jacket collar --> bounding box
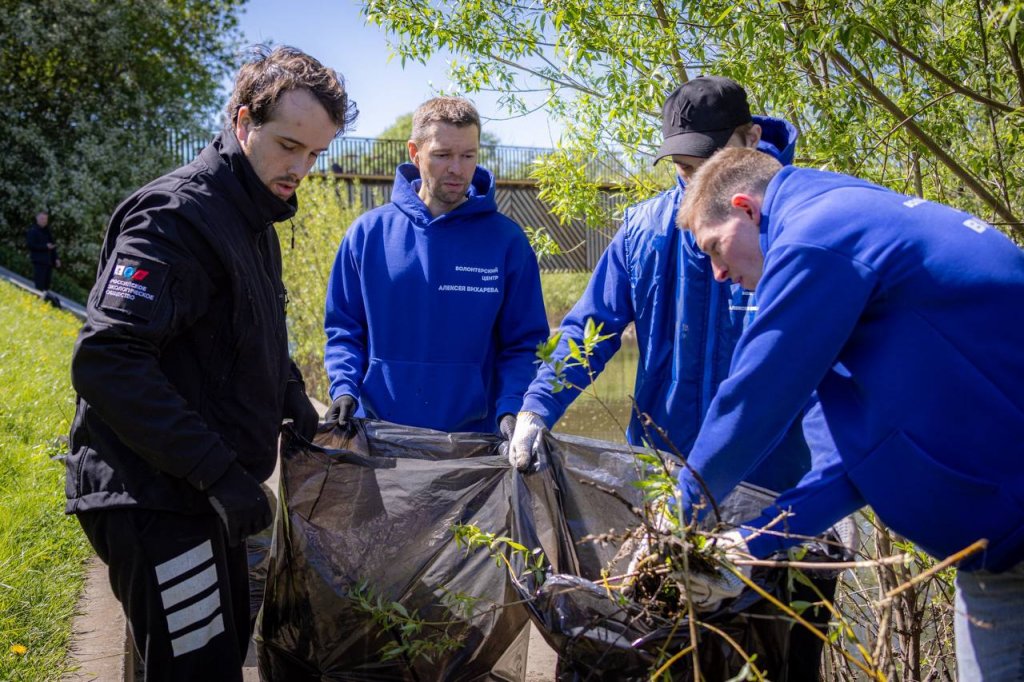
[203,131,298,232]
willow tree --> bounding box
[362,0,1024,237]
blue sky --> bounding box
[235,0,563,148]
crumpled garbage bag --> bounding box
[516,431,801,681]
[256,422,532,681]
[257,423,838,681]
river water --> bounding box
[550,336,639,442]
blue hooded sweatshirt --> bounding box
[324,163,549,433]
[521,116,811,493]
[678,166,1024,572]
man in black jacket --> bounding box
[66,45,357,681]
[25,210,59,292]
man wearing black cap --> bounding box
[509,77,832,680]
[510,75,805,485]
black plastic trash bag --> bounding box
[257,423,830,681]
[517,432,801,681]
[256,422,533,681]
[246,482,277,620]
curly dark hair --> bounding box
[226,45,358,136]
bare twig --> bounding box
[883,539,987,602]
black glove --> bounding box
[206,462,273,547]
[496,413,517,462]
[326,394,357,434]
[283,379,319,441]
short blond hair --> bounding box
[411,97,481,143]
[677,147,782,231]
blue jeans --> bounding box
[955,561,1024,681]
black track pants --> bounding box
[77,508,250,682]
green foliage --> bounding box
[349,580,467,663]
[523,225,564,265]
[0,0,246,294]
[281,177,366,402]
[825,519,958,679]
[535,317,615,396]
[539,271,590,323]
[0,281,91,680]
[378,112,416,142]
[363,0,1024,237]
[452,523,547,584]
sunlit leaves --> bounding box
[363,0,1023,237]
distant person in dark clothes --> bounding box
[26,210,59,292]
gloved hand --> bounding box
[283,379,319,441]
[496,413,516,461]
[499,413,516,439]
[682,529,752,611]
[206,462,273,547]
[508,411,546,470]
[624,506,676,588]
[325,394,357,435]
[625,526,751,612]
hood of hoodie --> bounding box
[752,115,798,166]
[758,165,879,252]
[391,162,498,227]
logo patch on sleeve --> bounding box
[98,255,169,320]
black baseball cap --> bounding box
[655,76,752,163]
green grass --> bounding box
[0,281,91,681]
[539,271,591,326]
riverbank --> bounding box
[0,280,91,681]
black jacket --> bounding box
[26,223,57,266]
[66,132,300,514]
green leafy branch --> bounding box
[452,523,547,585]
[349,579,466,663]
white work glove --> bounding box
[624,506,676,590]
[508,411,546,470]
[683,529,752,611]
[625,527,752,612]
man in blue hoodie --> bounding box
[323,97,548,438]
[676,147,1024,680]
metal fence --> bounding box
[167,131,555,180]
[166,132,643,185]
[166,132,634,271]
